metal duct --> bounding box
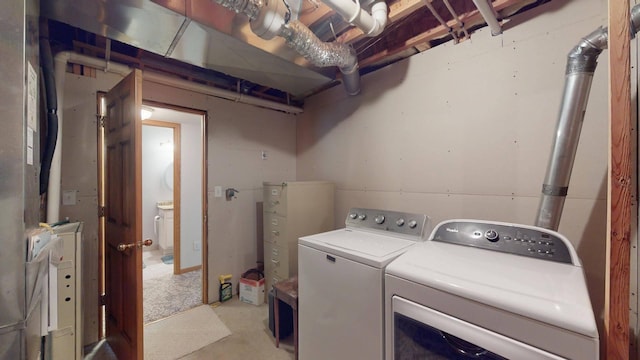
[280,21,360,94]
[215,0,262,21]
[535,4,640,230]
[212,0,365,95]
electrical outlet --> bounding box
[214,186,222,198]
[193,241,201,251]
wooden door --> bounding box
[104,69,144,360]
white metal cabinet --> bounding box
[262,181,334,293]
[48,222,83,360]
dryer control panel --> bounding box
[431,220,574,264]
[345,208,430,240]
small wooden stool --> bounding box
[273,276,298,359]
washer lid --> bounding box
[385,241,598,339]
[299,229,419,268]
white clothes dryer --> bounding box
[385,219,599,360]
[298,208,430,360]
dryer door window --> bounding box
[392,296,564,360]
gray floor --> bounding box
[84,297,294,359]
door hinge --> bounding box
[99,206,106,217]
[99,294,107,306]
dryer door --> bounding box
[391,296,564,360]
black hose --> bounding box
[39,40,58,195]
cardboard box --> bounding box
[239,277,265,305]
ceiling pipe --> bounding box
[442,0,470,39]
[322,0,388,37]
[213,0,383,95]
[471,0,502,36]
[279,21,360,95]
[424,0,458,43]
[535,3,640,230]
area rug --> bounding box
[144,305,231,360]
[143,270,201,323]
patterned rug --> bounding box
[143,270,202,324]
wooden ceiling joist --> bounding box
[344,0,525,64]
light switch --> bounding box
[214,186,222,198]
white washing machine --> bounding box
[385,219,599,359]
[298,208,430,360]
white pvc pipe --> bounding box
[322,0,388,37]
[472,0,502,36]
[46,51,303,222]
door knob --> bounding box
[117,239,153,252]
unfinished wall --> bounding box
[60,70,296,344]
[142,82,297,302]
[298,0,611,338]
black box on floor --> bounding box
[268,288,293,338]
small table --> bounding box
[273,276,298,359]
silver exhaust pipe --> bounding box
[535,3,640,230]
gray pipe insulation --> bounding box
[535,4,640,230]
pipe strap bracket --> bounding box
[542,184,568,197]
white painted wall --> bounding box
[297,0,612,340]
[179,119,204,269]
[142,125,174,251]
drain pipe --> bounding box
[535,4,640,230]
[471,0,502,36]
[322,0,388,37]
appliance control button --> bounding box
[503,236,512,241]
[349,213,358,219]
[408,220,418,229]
[358,213,367,220]
[396,218,405,226]
[485,229,499,242]
[374,215,385,224]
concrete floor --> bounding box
[84,297,294,359]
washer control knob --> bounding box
[396,218,405,227]
[358,213,367,220]
[408,220,418,229]
[485,229,499,242]
[374,215,385,224]
[349,213,358,219]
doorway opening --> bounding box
[140,104,208,324]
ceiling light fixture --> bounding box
[141,106,154,120]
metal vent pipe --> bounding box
[279,21,360,95]
[535,4,640,230]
